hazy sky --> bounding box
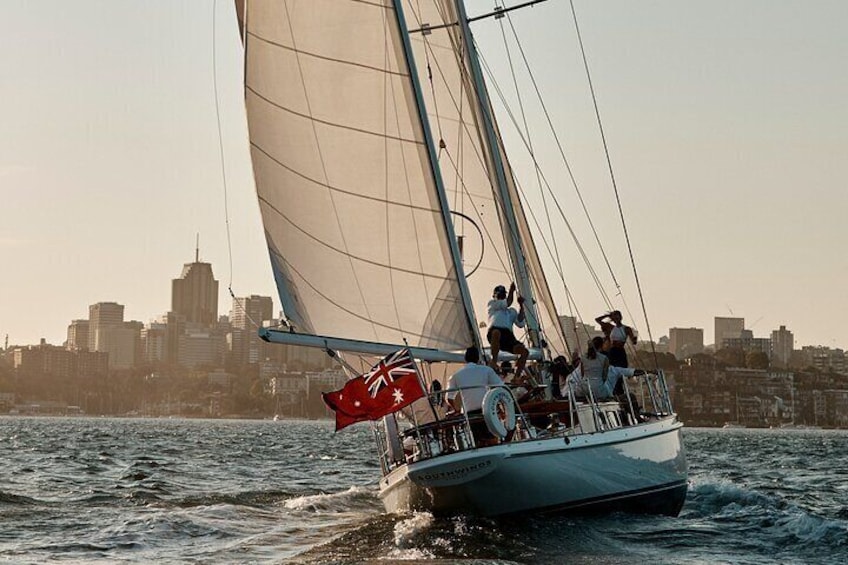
[1,1,846,350]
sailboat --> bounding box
[235,0,687,516]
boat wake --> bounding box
[282,486,380,514]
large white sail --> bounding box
[402,1,568,355]
[242,0,474,351]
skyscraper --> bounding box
[230,295,273,365]
[171,245,219,326]
[67,319,90,351]
[88,302,124,351]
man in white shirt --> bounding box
[486,283,529,384]
[446,347,505,413]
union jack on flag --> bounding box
[321,348,425,431]
[364,348,418,398]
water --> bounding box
[1,418,846,564]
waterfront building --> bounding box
[714,317,745,349]
[96,321,142,370]
[669,327,704,360]
[771,325,794,367]
[722,336,772,357]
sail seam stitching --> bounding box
[246,85,423,145]
[246,29,407,78]
[258,195,451,281]
[267,248,459,342]
[250,142,441,214]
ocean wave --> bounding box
[0,491,40,505]
[175,489,293,508]
[282,486,377,513]
[684,479,782,516]
[771,510,848,550]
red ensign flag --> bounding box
[322,349,424,431]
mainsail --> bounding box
[240,0,566,356]
[241,0,475,352]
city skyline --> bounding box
[2,1,847,349]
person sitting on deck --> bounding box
[563,336,647,421]
[565,336,610,401]
[486,282,530,384]
[446,347,504,414]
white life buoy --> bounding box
[482,387,517,439]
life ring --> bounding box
[482,387,517,439]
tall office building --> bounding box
[230,295,274,365]
[171,247,219,326]
[771,325,794,367]
[67,319,90,351]
[714,317,745,349]
[669,327,704,359]
[88,302,124,351]
[231,295,273,330]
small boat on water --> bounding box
[235,0,687,517]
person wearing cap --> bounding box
[486,282,529,383]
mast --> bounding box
[453,0,541,347]
[392,0,483,355]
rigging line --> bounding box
[440,148,512,276]
[212,0,234,292]
[497,7,568,349]
[404,4,521,286]
[569,0,659,369]
[510,171,604,357]
[476,49,614,309]
[497,10,561,282]
[227,287,267,331]
[281,2,380,342]
[504,11,621,292]
[500,14,563,290]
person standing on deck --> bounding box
[486,283,529,384]
[595,310,637,395]
[595,310,637,369]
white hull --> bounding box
[379,417,687,517]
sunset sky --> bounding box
[1,0,846,350]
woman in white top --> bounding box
[595,310,637,378]
[567,336,611,400]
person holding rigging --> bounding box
[487,282,530,385]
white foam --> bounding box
[282,486,369,511]
[393,511,434,548]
